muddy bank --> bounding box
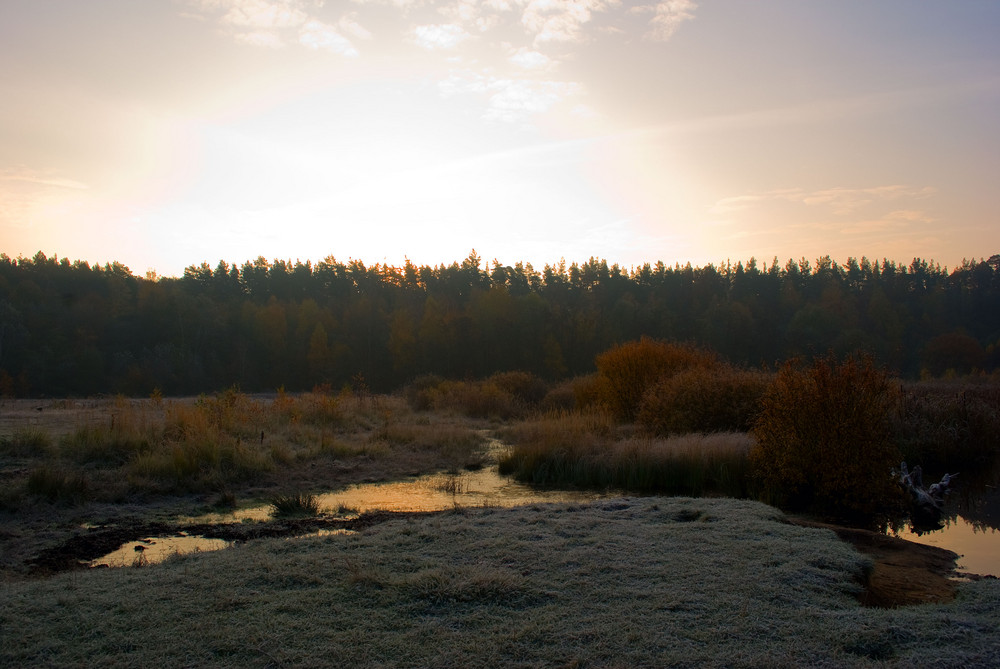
[789,517,996,608]
[25,510,430,575]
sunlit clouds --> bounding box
[1,1,998,275]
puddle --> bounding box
[90,534,231,568]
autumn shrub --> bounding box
[570,374,605,411]
[404,376,524,419]
[538,378,578,412]
[638,365,771,435]
[750,355,903,524]
[403,375,447,411]
[488,370,548,407]
[595,338,718,421]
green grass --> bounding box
[2,498,997,667]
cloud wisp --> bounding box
[181,0,698,122]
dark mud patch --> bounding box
[788,517,996,608]
[26,510,432,575]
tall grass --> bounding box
[891,381,1000,474]
[498,411,752,497]
[270,492,321,518]
[0,428,53,457]
[7,390,486,505]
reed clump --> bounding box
[0,428,53,457]
[498,411,751,496]
[270,492,321,518]
[26,465,91,505]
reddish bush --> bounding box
[639,366,770,435]
[750,355,902,523]
[595,338,717,421]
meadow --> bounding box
[3,496,999,667]
[2,349,999,666]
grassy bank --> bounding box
[0,391,485,508]
[2,497,998,667]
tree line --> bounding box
[1,250,998,397]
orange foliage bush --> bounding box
[595,338,718,421]
[750,355,902,523]
[638,366,770,435]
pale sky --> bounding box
[2,1,998,277]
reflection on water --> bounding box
[891,460,1000,577]
[95,453,604,567]
[93,439,1000,577]
[91,534,231,568]
[894,516,999,577]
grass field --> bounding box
[2,391,999,666]
[2,497,998,667]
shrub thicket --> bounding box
[638,366,770,435]
[750,355,903,523]
[403,372,548,419]
[595,338,718,421]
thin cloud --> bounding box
[486,79,582,122]
[299,19,360,56]
[521,0,617,45]
[509,47,552,70]
[410,23,470,49]
[644,0,698,41]
[713,185,936,217]
[215,0,309,29]
[439,72,582,122]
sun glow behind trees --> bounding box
[1,1,999,276]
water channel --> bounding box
[91,446,1000,577]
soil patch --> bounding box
[787,517,997,608]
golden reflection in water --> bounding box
[317,469,603,515]
[90,535,230,568]
[894,516,1000,577]
[93,464,603,567]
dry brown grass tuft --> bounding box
[499,411,752,496]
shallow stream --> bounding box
[91,441,1000,577]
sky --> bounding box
[2,1,998,278]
